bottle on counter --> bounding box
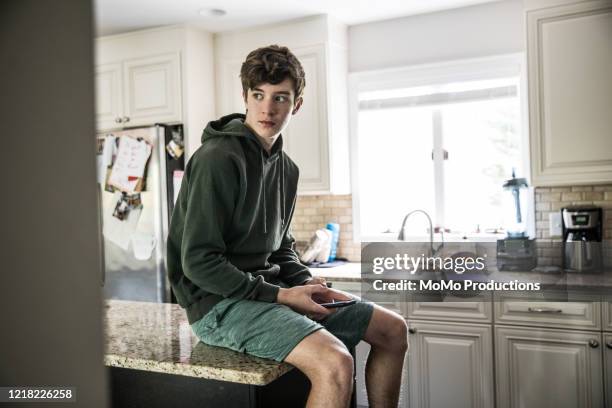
[326,222,340,262]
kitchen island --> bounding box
[104,300,310,408]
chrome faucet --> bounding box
[397,209,444,256]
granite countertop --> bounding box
[104,300,293,386]
[309,263,362,282]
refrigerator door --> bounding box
[99,125,170,302]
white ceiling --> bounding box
[94,0,503,36]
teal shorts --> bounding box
[190,295,374,362]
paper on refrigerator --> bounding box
[96,135,116,184]
[107,136,152,193]
[103,191,142,250]
[131,230,157,261]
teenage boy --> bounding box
[167,45,408,408]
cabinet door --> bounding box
[95,63,123,131]
[604,302,612,332]
[407,321,494,408]
[217,57,244,117]
[406,293,492,323]
[527,1,612,185]
[355,340,410,408]
[605,333,612,408]
[122,53,182,128]
[282,45,330,193]
[496,326,603,408]
[494,292,601,330]
[216,45,334,194]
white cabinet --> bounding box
[604,302,612,332]
[407,321,494,408]
[95,53,182,130]
[214,16,350,194]
[282,45,330,192]
[605,333,612,408]
[95,63,123,131]
[496,326,604,408]
[122,53,182,127]
[526,0,612,186]
[95,26,215,158]
[494,293,601,330]
[405,293,492,323]
[327,276,609,407]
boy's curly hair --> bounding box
[240,45,305,101]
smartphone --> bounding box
[320,299,357,309]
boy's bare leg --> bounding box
[362,305,409,408]
[284,329,354,408]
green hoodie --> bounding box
[167,113,312,324]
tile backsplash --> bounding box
[291,185,612,266]
[534,185,612,267]
[291,194,361,262]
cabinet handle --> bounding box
[527,307,563,313]
[606,341,612,349]
[408,328,416,334]
[122,116,130,123]
[115,117,123,123]
[589,339,599,348]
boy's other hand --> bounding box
[277,285,351,320]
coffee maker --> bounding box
[561,206,602,272]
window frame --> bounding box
[348,53,533,242]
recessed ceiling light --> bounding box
[199,8,227,17]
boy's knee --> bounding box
[313,345,354,383]
[378,314,409,353]
[393,318,409,353]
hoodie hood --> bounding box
[202,113,250,143]
[201,113,286,234]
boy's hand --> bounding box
[277,285,352,320]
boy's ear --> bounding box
[292,97,303,115]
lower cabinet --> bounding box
[495,326,603,408]
[407,321,494,408]
[605,333,612,408]
[328,279,608,408]
[354,341,410,408]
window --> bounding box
[350,55,529,240]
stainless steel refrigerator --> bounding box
[97,124,184,303]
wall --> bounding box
[292,195,361,261]
[0,1,108,406]
[348,0,524,72]
[534,185,612,267]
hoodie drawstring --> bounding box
[260,151,267,234]
[280,152,285,226]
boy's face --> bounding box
[243,78,302,145]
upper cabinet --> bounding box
[526,0,612,186]
[96,53,182,130]
[95,63,123,129]
[95,26,216,159]
[215,16,351,195]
